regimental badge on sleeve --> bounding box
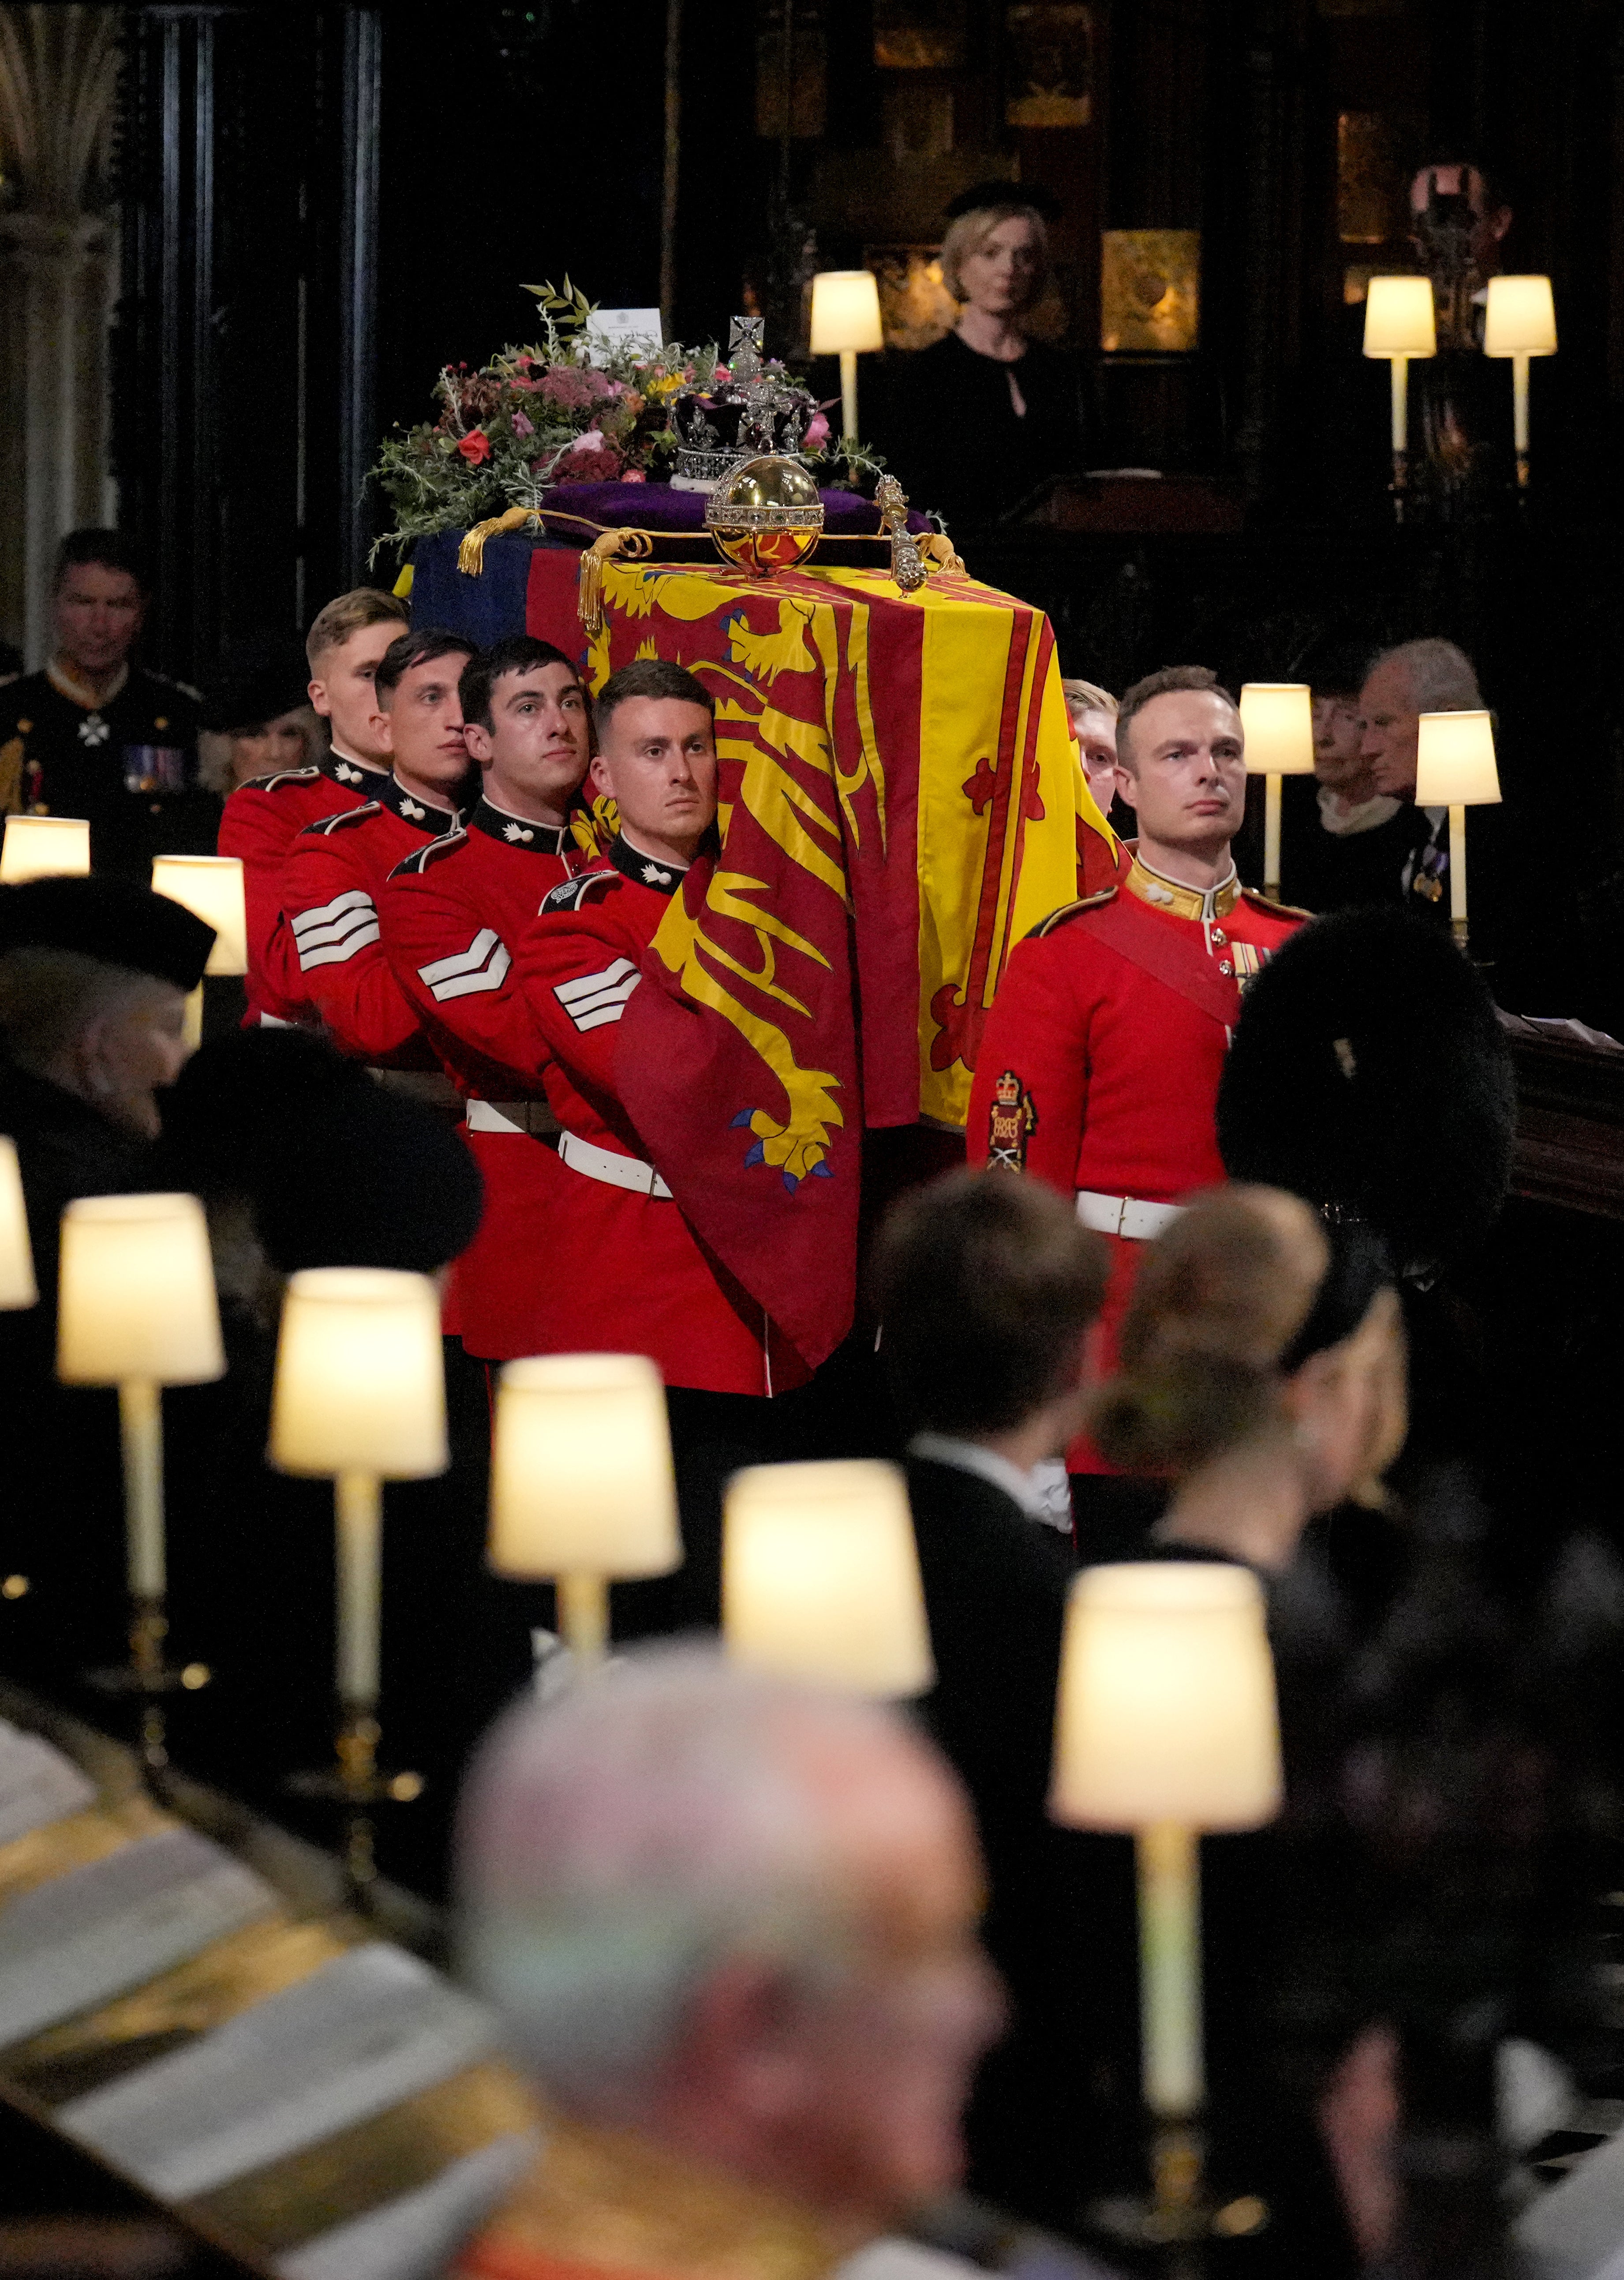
[986,1069,1038,1172]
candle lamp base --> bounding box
[286,1710,425,1912]
[1388,447,1410,526]
[1087,2122,1268,2272]
[85,1600,212,1776]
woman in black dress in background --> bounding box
[874,194,1084,528]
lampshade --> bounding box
[809,270,884,356]
[57,1193,224,1386]
[724,1458,933,1698]
[488,1352,681,1579]
[1239,683,1315,776]
[0,815,90,881]
[269,1268,447,1478]
[150,855,247,976]
[1362,276,1436,359]
[1414,710,1502,806]
[0,1138,36,1311]
[1484,275,1557,358]
[1050,1563,1282,1832]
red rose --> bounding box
[457,430,493,465]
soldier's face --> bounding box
[465,663,590,821]
[590,698,718,858]
[374,652,475,795]
[53,564,144,678]
[309,621,405,760]
[1358,660,1419,800]
[1115,690,1246,853]
[1071,707,1119,793]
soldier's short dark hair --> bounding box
[872,1168,1111,1438]
[1116,664,1237,769]
[460,637,579,731]
[373,626,476,706]
[595,659,714,736]
[53,528,149,595]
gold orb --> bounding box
[705,454,824,577]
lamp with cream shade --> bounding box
[269,1268,446,1819]
[1414,709,1501,955]
[1050,1561,1281,2239]
[1362,276,1436,520]
[809,270,884,464]
[56,1193,224,1744]
[488,1351,681,1668]
[1484,275,1557,491]
[724,1458,933,1699]
[1239,683,1314,901]
[151,855,247,1047]
[0,815,90,882]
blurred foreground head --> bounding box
[457,1646,999,2233]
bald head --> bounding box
[458,1647,996,2230]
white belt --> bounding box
[1076,1190,1185,1241]
[557,1129,673,1200]
[466,1098,561,1138]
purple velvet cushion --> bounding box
[542,480,928,534]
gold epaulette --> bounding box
[1240,886,1314,920]
[1028,885,1119,940]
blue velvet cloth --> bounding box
[405,480,927,646]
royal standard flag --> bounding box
[527,550,1114,1368]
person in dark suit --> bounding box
[872,1169,1129,2234]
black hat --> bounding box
[202,633,312,737]
[943,179,1062,223]
[157,1028,483,1275]
[1216,907,1514,1271]
[0,876,215,991]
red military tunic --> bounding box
[967,853,1304,1468]
[217,749,385,1024]
[379,796,594,1361]
[507,834,812,1399]
[268,771,462,1067]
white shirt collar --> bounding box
[907,1433,1073,1531]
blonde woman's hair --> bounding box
[1062,678,1117,721]
[939,202,1052,311]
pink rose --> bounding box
[512,411,534,437]
[622,468,647,483]
[804,410,830,450]
[456,429,492,465]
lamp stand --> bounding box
[1512,351,1531,492]
[286,1469,421,1906]
[1448,802,1470,954]
[1085,1822,1269,2267]
[1262,774,1283,900]
[557,1571,609,1666]
[86,1380,210,1778]
[1388,355,1411,525]
[838,347,860,481]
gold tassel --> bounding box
[576,530,642,638]
[457,506,535,577]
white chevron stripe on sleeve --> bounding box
[291,889,374,939]
[418,929,513,1002]
[554,958,637,1006]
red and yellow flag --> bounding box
[528,550,1113,1366]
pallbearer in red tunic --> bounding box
[512,660,810,1399]
[968,667,1304,1496]
[378,636,596,1361]
[265,626,475,1065]
[217,588,407,1025]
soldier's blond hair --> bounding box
[305,588,410,673]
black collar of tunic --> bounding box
[322,752,382,795]
[471,799,574,857]
[609,825,718,895]
[375,772,459,835]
